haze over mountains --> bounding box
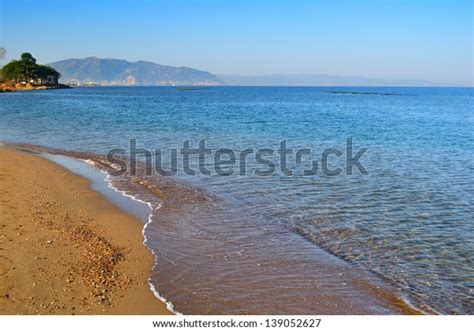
[217,74,441,87]
[48,57,443,87]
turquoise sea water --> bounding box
[0,87,472,314]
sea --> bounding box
[0,86,472,314]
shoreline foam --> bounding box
[100,166,181,315]
[42,154,180,314]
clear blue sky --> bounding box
[1,0,472,85]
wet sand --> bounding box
[0,147,171,315]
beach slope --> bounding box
[0,147,171,315]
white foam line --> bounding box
[83,159,182,315]
[398,293,439,315]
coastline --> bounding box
[0,83,71,93]
[0,147,171,315]
[0,143,423,315]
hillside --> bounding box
[48,57,224,86]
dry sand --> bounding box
[0,147,171,315]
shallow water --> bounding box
[43,153,151,222]
[1,86,473,313]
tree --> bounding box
[1,52,62,85]
[18,52,37,82]
[2,60,21,83]
[36,65,61,85]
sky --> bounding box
[0,0,472,86]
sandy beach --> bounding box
[0,147,171,315]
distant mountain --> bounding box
[217,74,442,87]
[47,57,444,87]
[48,57,225,86]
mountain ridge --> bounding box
[47,56,448,87]
[48,57,225,86]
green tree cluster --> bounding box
[1,52,61,85]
